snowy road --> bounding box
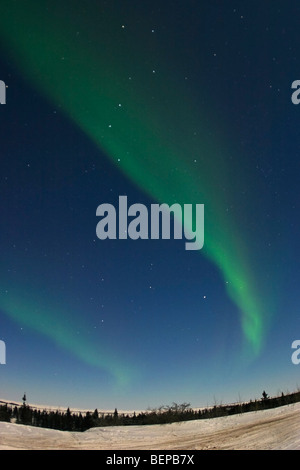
[0,402,299,450]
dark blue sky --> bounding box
[0,1,300,410]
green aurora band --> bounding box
[0,2,266,380]
[0,286,133,386]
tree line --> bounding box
[0,389,299,432]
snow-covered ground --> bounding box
[0,402,299,450]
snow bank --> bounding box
[0,402,299,450]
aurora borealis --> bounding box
[0,1,299,410]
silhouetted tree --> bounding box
[262,390,269,400]
[83,411,94,430]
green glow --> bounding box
[0,1,265,360]
[1,286,133,386]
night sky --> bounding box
[0,1,299,411]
